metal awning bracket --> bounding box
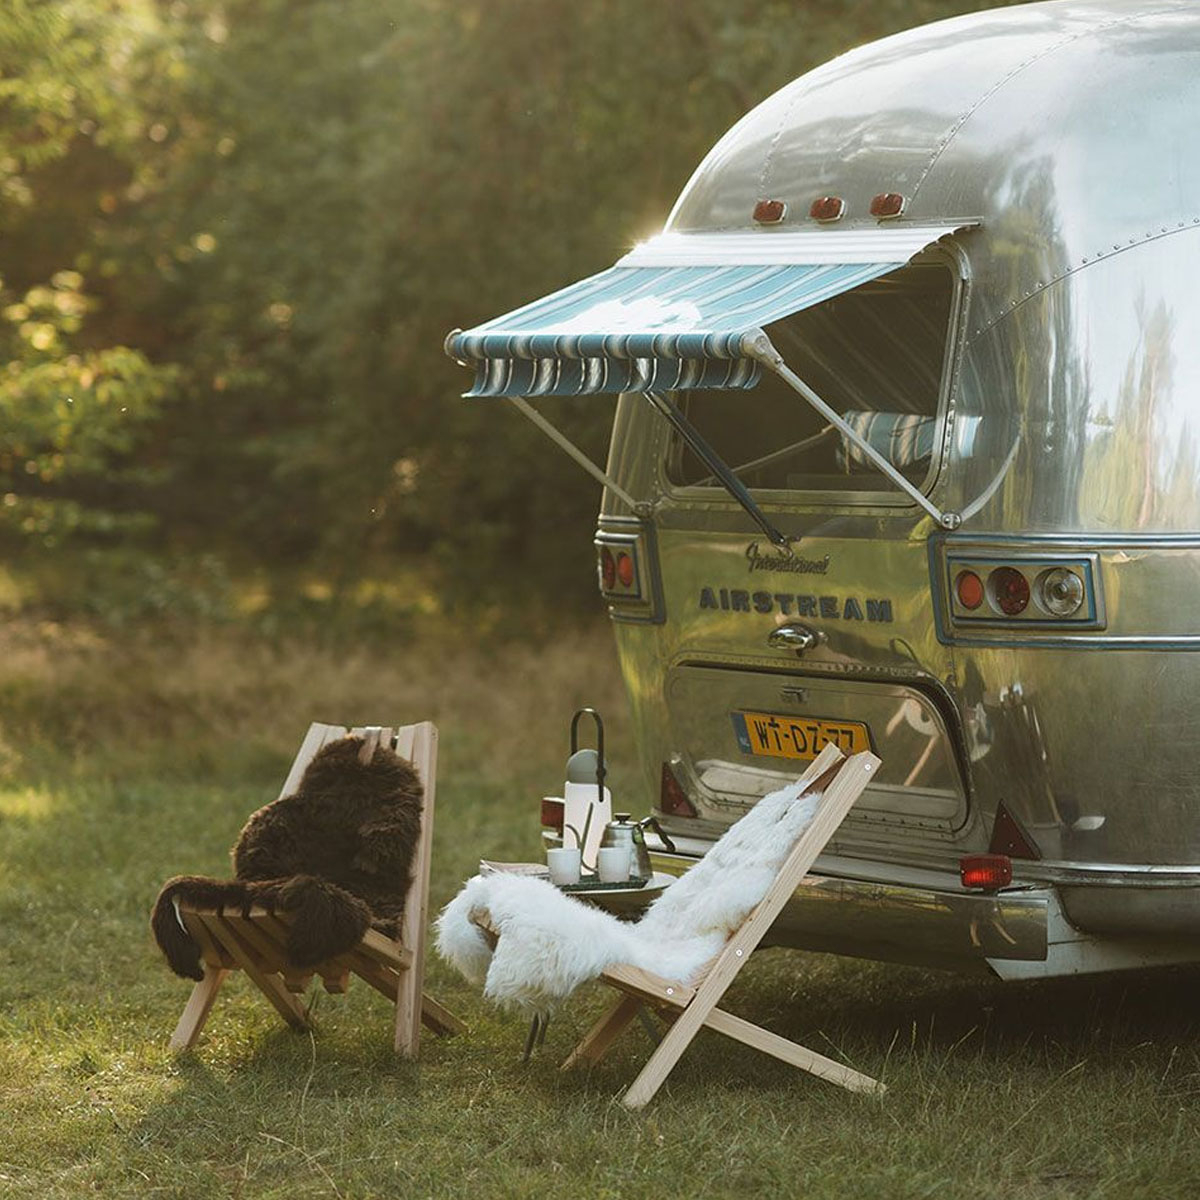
[641,389,792,549]
[506,395,646,514]
[741,329,962,530]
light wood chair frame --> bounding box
[554,745,886,1108]
[168,721,464,1055]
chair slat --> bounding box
[277,722,346,799]
[165,719,461,1054]
[551,746,885,1109]
[598,963,693,1008]
[395,721,438,1055]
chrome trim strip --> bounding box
[620,225,978,267]
[1016,860,1200,888]
[944,532,1200,549]
[930,534,1200,649]
[640,850,1048,964]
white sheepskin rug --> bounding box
[435,774,822,1014]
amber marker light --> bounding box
[753,198,787,224]
[809,195,845,222]
[955,569,984,610]
[600,546,616,591]
[616,552,635,588]
[869,191,906,218]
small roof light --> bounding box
[809,195,845,223]
[753,198,787,225]
[959,853,1013,892]
[870,192,906,219]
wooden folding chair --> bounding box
[168,721,465,1055]
[557,746,885,1108]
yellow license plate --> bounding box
[731,710,872,761]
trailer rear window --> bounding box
[665,260,956,493]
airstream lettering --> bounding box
[696,587,893,621]
[448,0,1200,978]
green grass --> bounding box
[1,618,1199,1198]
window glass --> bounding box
[665,260,955,492]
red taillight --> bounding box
[946,552,1100,629]
[988,567,1030,616]
[870,191,906,218]
[955,569,984,611]
[753,198,787,224]
[660,763,698,818]
[959,853,1013,891]
[809,195,845,222]
[616,552,634,588]
[540,797,564,834]
[600,547,616,591]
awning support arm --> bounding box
[641,390,792,549]
[742,329,962,530]
[507,395,642,511]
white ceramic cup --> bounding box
[596,845,631,884]
[546,846,582,886]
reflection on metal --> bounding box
[583,2,1200,975]
[957,436,1019,522]
[742,328,962,528]
[766,623,823,652]
[641,390,791,547]
[643,850,1049,968]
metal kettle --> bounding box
[600,813,675,883]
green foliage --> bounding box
[0,269,172,544]
[0,0,156,185]
[0,1,178,547]
[0,0,1029,598]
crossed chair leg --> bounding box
[169,911,466,1053]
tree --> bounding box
[0,0,175,546]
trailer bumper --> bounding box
[667,852,1048,970]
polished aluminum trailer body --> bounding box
[593,0,1200,976]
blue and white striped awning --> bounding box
[446,226,969,397]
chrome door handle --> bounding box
[767,622,823,652]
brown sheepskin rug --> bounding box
[151,734,423,980]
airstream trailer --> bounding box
[447,0,1200,979]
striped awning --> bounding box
[446,225,969,398]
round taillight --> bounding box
[600,547,616,590]
[955,569,984,611]
[988,567,1030,616]
[1035,567,1084,617]
[616,552,634,588]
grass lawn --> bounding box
[1,617,1199,1198]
